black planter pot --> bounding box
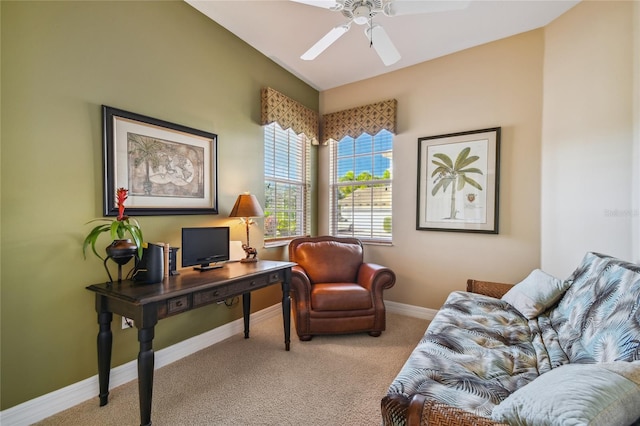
[104,239,138,282]
[106,239,138,264]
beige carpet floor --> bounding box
[35,312,428,426]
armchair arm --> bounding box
[290,265,313,337]
[357,263,396,294]
[466,279,513,299]
[290,265,312,302]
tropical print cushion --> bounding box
[550,252,640,363]
[386,291,554,417]
[491,362,640,426]
[501,269,570,319]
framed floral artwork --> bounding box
[416,127,500,233]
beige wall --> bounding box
[320,30,545,308]
[0,1,317,410]
[541,0,638,275]
[635,1,640,262]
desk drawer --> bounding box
[228,276,267,294]
[267,271,284,283]
[193,287,227,307]
[167,295,190,314]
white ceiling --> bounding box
[186,0,579,91]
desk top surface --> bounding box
[86,260,295,304]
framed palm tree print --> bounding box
[102,105,218,216]
[417,127,500,233]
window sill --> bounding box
[264,240,292,249]
[361,240,393,247]
[264,238,393,248]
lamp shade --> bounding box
[229,193,264,218]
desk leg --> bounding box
[97,311,113,406]
[138,327,155,426]
[282,269,291,351]
[243,292,251,338]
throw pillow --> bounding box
[491,363,640,426]
[501,269,569,319]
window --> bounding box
[330,130,393,243]
[264,122,311,244]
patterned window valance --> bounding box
[321,99,397,144]
[261,87,319,145]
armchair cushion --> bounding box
[312,283,372,311]
[292,239,362,283]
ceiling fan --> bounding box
[294,0,470,66]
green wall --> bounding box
[0,0,318,409]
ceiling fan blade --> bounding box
[301,24,350,60]
[383,0,470,17]
[290,0,344,11]
[366,25,401,66]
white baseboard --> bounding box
[0,301,433,426]
[386,300,438,321]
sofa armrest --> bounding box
[381,394,508,426]
[466,279,513,299]
[381,394,411,425]
[408,395,508,426]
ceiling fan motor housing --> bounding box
[342,0,384,24]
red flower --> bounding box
[83,187,143,261]
[116,188,128,221]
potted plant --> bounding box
[83,187,144,261]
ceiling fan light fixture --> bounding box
[352,4,371,25]
[353,16,369,25]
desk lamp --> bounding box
[229,193,264,262]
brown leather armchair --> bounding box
[288,236,396,341]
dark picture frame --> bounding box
[416,127,500,233]
[102,105,218,216]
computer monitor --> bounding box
[181,226,230,271]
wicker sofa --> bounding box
[382,252,640,426]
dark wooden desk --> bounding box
[86,260,294,426]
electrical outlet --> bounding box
[121,316,134,329]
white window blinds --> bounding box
[264,122,310,243]
[330,130,393,243]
